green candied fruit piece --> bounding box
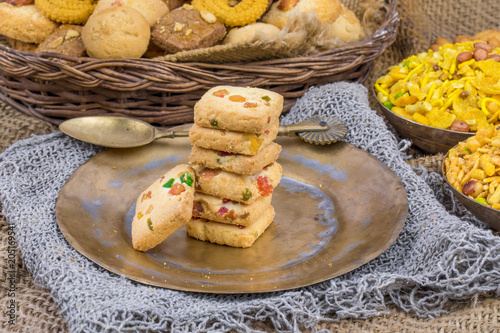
[180,172,194,187]
[383,101,394,110]
[210,119,218,128]
[147,218,154,231]
[403,61,410,67]
[262,95,271,102]
[394,92,405,100]
[463,147,472,154]
[242,188,252,201]
[475,197,487,205]
[162,178,175,188]
[254,231,259,238]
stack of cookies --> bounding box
[186,85,284,248]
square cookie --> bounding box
[189,142,282,175]
[194,86,283,134]
[192,191,272,227]
[192,162,282,204]
[186,205,275,248]
[189,120,279,156]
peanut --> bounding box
[456,51,473,63]
[487,54,500,62]
[449,120,470,132]
[474,42,494,53]
[473,47,489,61]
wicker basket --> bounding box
[0,0,398,126]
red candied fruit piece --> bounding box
[199,168,221,181]
[222,198,231,203]
[168,183,185,195]
[213,89,229,98]
[229,95,246,102]
[219,151,234,157]
[267,116,271,123]
[217,207,229,216]
[256,176,273,196]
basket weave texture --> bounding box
[0,0,397,126]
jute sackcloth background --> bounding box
[1,0,500,332]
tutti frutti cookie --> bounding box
[131,164,195,252]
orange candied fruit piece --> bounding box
[146,204,154,214]
[247,137,263,154]
[213,89,229,98]
[229,95,246,102]
[244,102,258,108]
[137,212,144,220]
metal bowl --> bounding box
[442,152,500,231]
[374,90,474,154]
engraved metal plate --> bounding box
[55,136,408,293]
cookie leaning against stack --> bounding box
[186,86,284,248]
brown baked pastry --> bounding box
[5,37,37,52]
[35,25,86,57]
[0,3,58,44]
[151,7,226,54]
[82,6,151,59]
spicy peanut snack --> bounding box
[444,126,500,211]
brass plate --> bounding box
[55,136,408,293]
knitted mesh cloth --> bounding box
[1,82,499,332]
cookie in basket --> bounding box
[82,6,150,59]
[189,142,282,175]
[92,0,170,27]
[151,6,226,54]
[35,25,86,57]
[192,191,273,227]
[0,3,58,44]
[194,86,284,134]
[186,205,275,248]
[189,120,279,156]
[4,37,37,52]
[193,162,282,204]
[131,164,195,252]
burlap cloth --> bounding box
[1,0,500,331]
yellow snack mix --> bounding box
[376,41,500,133]
[444,126,500,210]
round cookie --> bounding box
[222,22,281,45]
[0,3,59,44]
[261,0,342,29]
[131,164,196,252]
[92,0,169,27]
[82,6,150,59]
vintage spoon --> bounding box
[59,116,346,148]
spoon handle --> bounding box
[155,129,190,139]
[277,122,329,137]
[156,123,329,139]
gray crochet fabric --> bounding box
[1,82,499,332]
